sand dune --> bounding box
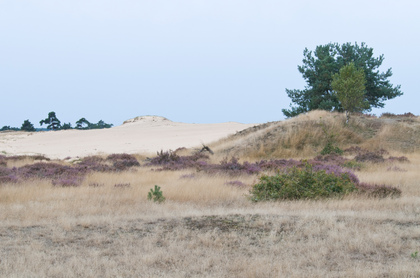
[0,116,257,159]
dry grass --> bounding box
[1,113,420,277]
[1,156,420,277]
[213,110,420,160]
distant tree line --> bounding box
[1,111,113,132]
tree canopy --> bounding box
[282,42,403,118]
[76,118,113,129]
[1,126,19,131]
[76,118,90,129]
[39,111,61,130]
[61,123,72,130]
[331,63,369,123]
[21,119,36,132]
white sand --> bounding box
[0,116,257,159]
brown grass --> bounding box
[213,110,420,160]
[1,112,420,277]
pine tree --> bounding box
[39,112,61,130]
[21,119,36,132]
[283,42,402,117]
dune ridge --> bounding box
[0,116,257,159]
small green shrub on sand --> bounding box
[250,163,356,201]
[147,185,166,203]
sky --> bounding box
[1,0,419,127]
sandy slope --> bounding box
[0,116,257,159]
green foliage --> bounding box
[411,251,418,259]
[1,126,19,131]
[89,120,113,129]
[332,63,369,123]
[320,119,343,155]
[61,123,72,130]
[21,119,36,132]
[76,118,113,129]
[250,163,357,201]
[321,142,343,156]
[40,111,61,130]
[147,185,166,203]
[76,118,90,129]
[283,42,403,118]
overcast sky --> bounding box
[1,0,419,127]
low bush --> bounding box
[18,162,84,180]
[78,154,140,172]
[106,153,140,171]
[311,154,349,167]
[256,159,302,171]
[147,150,209,171]
[355,151,385,163]
[52,177,81,187]
[356,183,401,198]
[380,112,416,118]
[388,156,410,163]
[0,166,19,184]
[250,163,357,201]
[0,153,141,186]
[344,146,364,155]
[321,142,343,155]
[204,157,260,176]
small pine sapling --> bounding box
[147,185,166,203]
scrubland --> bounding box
[1,111,420,277]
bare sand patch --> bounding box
[0,116,257,159]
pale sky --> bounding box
[1,0,419,127]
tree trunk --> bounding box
[345,111,350,124]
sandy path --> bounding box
[0,116,257,159]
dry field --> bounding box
[1,112,420,277]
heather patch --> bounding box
[204,157,260,176]
[256,159,302,171]
[106,153,140,171]
[225,180,247,188]
[77,153,140,172]
[52,176,82,187]
[388,156,410,163]
[0,153,141,186]
[18,162,85,180]
[380,112,417,118]
[146,150,209,171]
[356,183,402,198]
[344,147,409,164]
[0,166,18,184]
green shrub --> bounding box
[250,163,357,201]
[319,120,343,155]
[147,185,166,203]
[321,142,343,155]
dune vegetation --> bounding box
[1,111,420,277]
